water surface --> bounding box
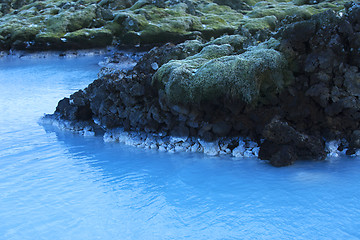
[0,54,360,240]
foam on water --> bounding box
[1,54,360,240]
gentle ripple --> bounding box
[0,54,360,240]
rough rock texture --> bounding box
[0,0,346,50]
[258,119,326,166]
[256,2,360,165]
[152,43,291,105]
[275,3,360,141]
[50,2,360,167]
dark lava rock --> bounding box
[259,119,326,166]
[170,123,189,140]
[212,121,232,137]
[350,130,360,149]
[55,90,92,121]
[259,141,297,167]
[270,145,297,167]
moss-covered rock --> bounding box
[45,4,97,34]
[188,44,234,60]
[63,28,113,48]
[247,0,345,21]
[110,2,244,44]
[98,0,136,10]
[213,0,261,11]
[241,15,278,33]
[153,41,291,105]
[0,0,347,50]
[206,34,246,51]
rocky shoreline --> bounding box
[41,2,360,166]
[41,113,357,163]
[2,0,358,166]
[41,116,262,157]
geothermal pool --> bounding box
[1,53,360,239]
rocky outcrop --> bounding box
[152,45,290,105]
[256,2,360,165]
[50,2,360,167]
[275,3,360,139]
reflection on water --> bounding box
[0,54,360,240]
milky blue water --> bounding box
[1,54,360,240]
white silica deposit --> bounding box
[42,115,360,160]
[103,127,259,158]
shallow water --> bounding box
[1,54,360,240]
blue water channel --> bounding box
[0,53,360,240]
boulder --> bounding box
[153,43,290,105]
[259,119,326,166]
[55,90,92,121]
[259,141,297,167]
[212,121,232,137]
[350,130,360,149]
[63,28,113,48]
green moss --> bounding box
[99,0,135,10]
[153,42,291,105]
[180,39,204,56]
[0,18,24,37]
[129,0,150,10]
[10,23,41,41]
[252,37,281,50]
[113,11,148,32]
[206,34,246,51]
[241,15,278,33]
[152,58,209,100]
[247,0,345,22]
[0,16,42,46]
[44,13,69,34]
[109,1,244,44]
[248,2,312,20]
[0,0,347,49]
[63,28,113,48]
[67,5,97,31]
[35,4,98,45]
[198,2,244,37]
[34,31,64,47]
[187,44,234,60]
[213,0,263,10]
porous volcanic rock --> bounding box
[258,119,326,167]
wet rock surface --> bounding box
[49,2,360,166]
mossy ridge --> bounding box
[247,0,345,20]
[205,34,246,51]
[98,0,136,10]
[0,0,348,50]
[0,0,102,49]
[63,28,113,48]
[111,1,244,44]
[241,15,278,33]
[110,0,346,45]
